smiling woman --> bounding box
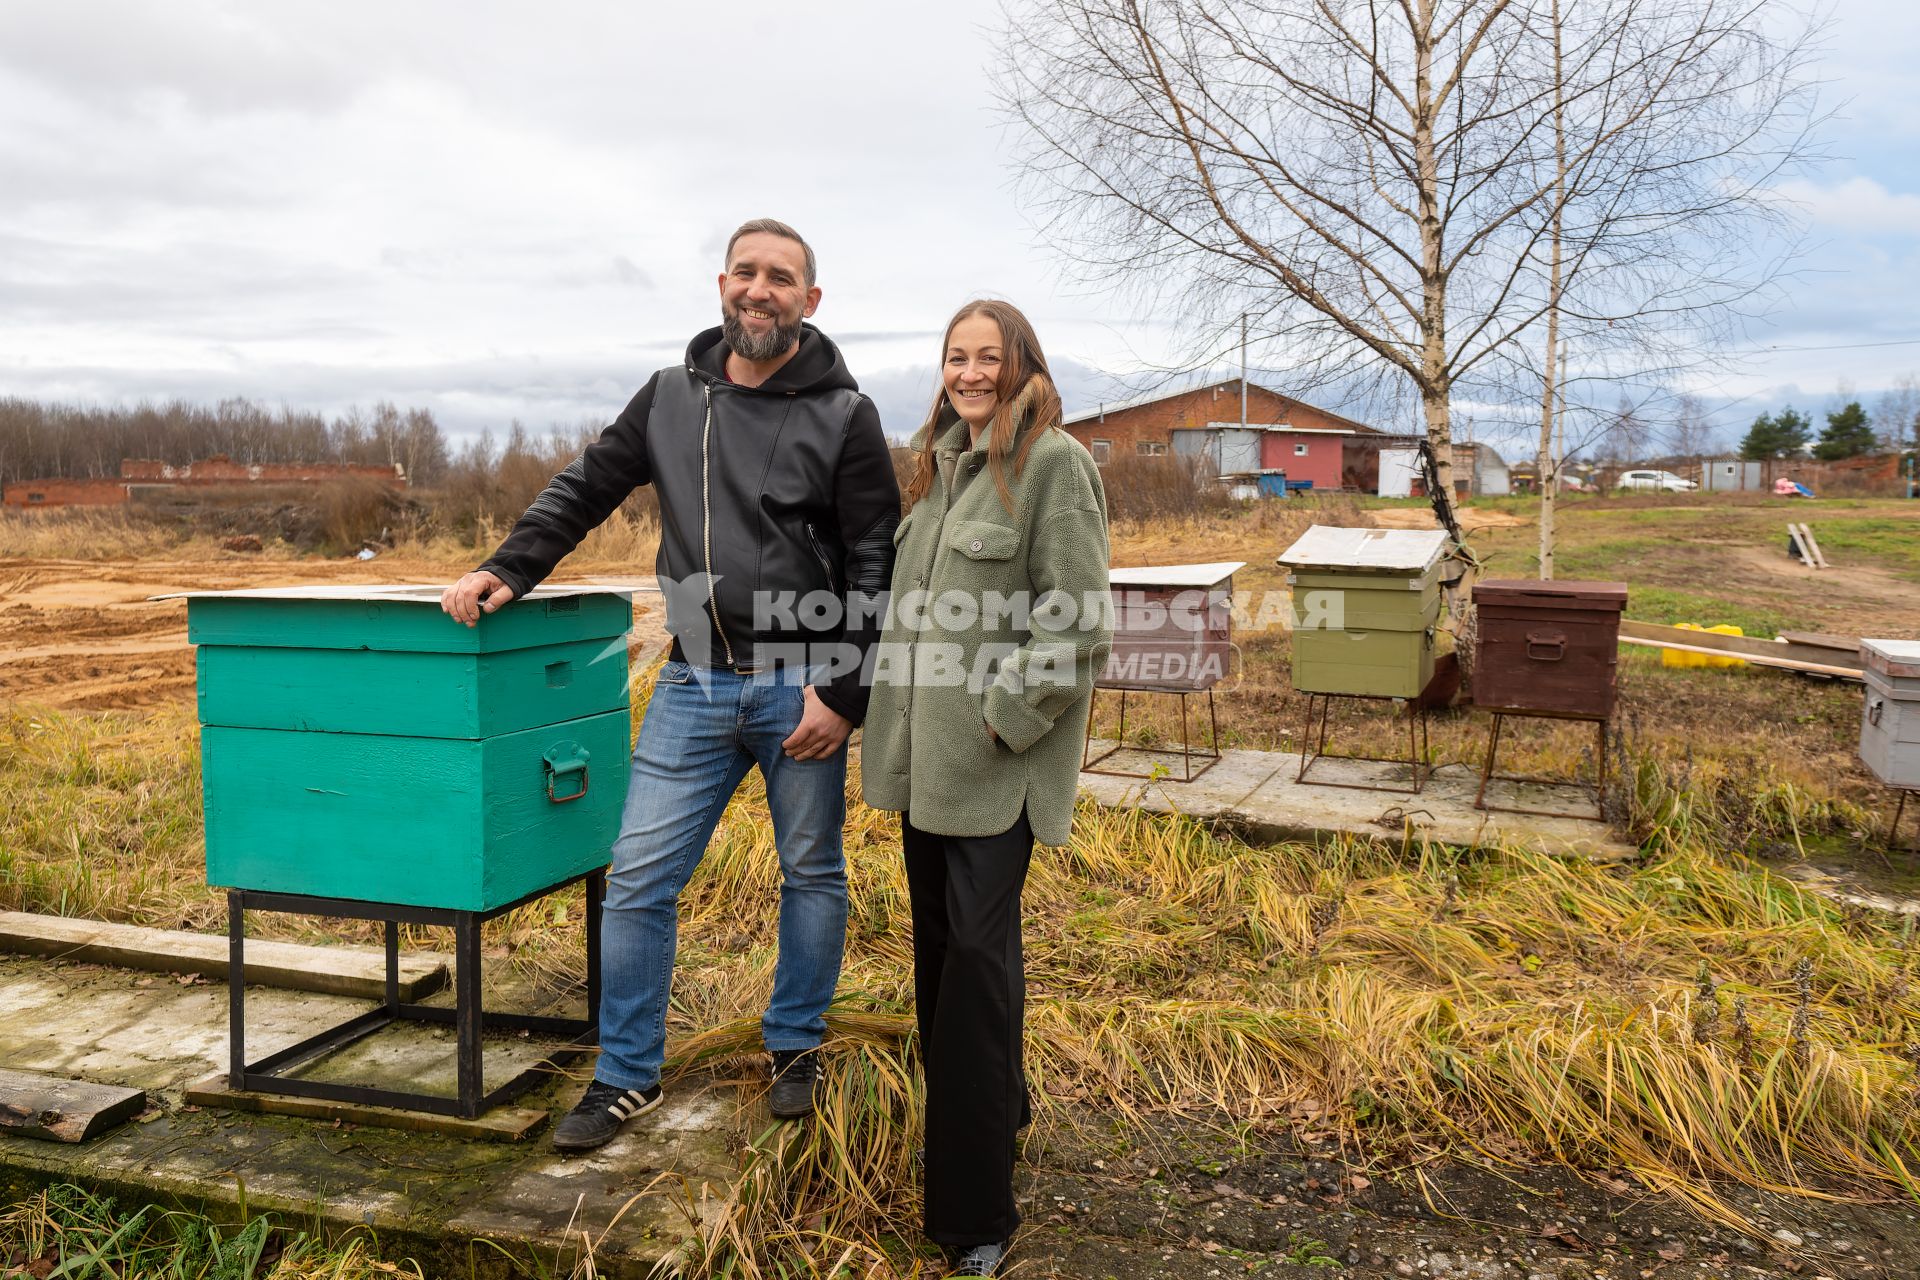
[863,298,1110,1277]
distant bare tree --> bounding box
[997,0,1821,517]
[1668,392,1716,460]
[1878,374,1920,453]
[1602,396,1650,467]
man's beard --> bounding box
[722,304,804,363]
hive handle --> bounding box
[1868,697,1884,727]
[1525,631,1567,662]
[543,742,591,803]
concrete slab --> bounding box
[0,911,447,1001]
[182,1073,550,1143]
[0,956,737,1274]
[1079,744,1635,860]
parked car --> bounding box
[1616,469,1697,493]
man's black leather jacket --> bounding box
[480,323,900,724]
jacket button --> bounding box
[969,539,983,553]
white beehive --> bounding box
[1860,639,1920,788]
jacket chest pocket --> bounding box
[946,519,1020,565]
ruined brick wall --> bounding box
[5,457,407,508]
[1,477,131,507]
[119,457,406,487]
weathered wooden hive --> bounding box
[175,585,632,910]
[1101,562,1244,692]
[1860,639,1920,788]
[1471,580,1628,718]
[1279,526,1448,699]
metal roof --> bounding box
[1063,379,1378,433]
[1201,422,1356,435]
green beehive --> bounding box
[172,585,633,911]
[1279,527,1448,698]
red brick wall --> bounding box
[5,457,407,508]
[1062,382,1373,466]
[1,477,130,507]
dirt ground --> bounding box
[0,557,670,712]
[1014,1114,1920,1279]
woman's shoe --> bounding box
[951,1241,1008,1276]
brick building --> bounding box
[1062,379,1380,469]
[2,456,407,508]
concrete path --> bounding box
[0,954,734,1276]
[1079,742,1637,860]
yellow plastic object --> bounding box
[1661,622,1745,668]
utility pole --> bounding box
[1239,314,1249,431]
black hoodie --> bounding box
[480,323,900,724]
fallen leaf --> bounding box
[1539,1223,1593,1252]
[1349,1174,1372,1191]
[1658,1244,1686,1261]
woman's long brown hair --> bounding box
[904,299,1064,512]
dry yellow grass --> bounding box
[8,492,1920,1276]
[10,659,1918,1276]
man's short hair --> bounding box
[725,218,817,288]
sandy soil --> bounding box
[1367,506,1532,533]
[0,557,669,711]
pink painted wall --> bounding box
[1260,432,1347,488]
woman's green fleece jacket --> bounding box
[861,390,1111,847]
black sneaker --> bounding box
[551,1079,662,1152]
[951,1241,1008,1276]
[768,1048,818,1119]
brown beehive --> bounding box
[1471,579,1628,718]
[1100,562,1243,692]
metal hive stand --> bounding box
[227,869,602,1120]
[1473,709,1609,821]
[1081,686,1222,783]
[1890,789,1920,853]
[1294,692,1431,795]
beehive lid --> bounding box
[150,583,618,603]
[1108,561,1246,588]
[156,583,632,654]
[1473,579,1627,610]
[1861,639,1920,680]
[1277,526,1449,574]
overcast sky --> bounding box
[2,1,1916,455]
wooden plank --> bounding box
[182,1073,548,1142]
[1618,619,1864,672]
[0,912,447,1001]
[0,1067,145,1143]
[1778,630,1861,655]
[1786,522,1815,568]
[1800,523,1831,568]
[1619,634,1861,678]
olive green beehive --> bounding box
[174,585,633,911]
[1280,527,1448,699]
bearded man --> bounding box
[442,218,899,1150]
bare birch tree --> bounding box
[996,0,1820,513]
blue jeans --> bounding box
[594,661,848,1091]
